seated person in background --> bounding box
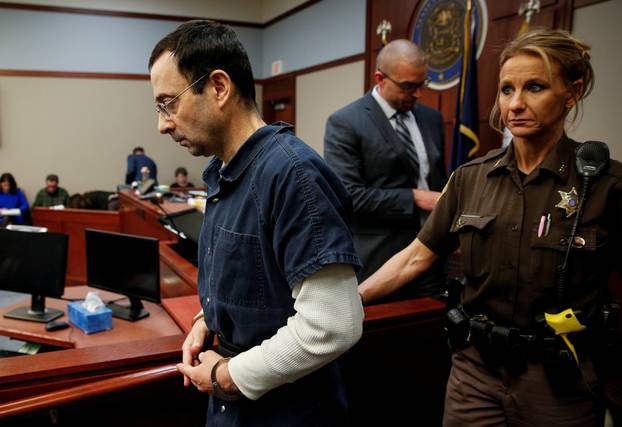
[134,166,156,194]
[85,191,117,210]
[32,174,69,207]
[170,167,194,189]
[125,146,158,185]
[67,191,117,210]
[140,166,151,183]
[0,173,30,225]
[67,193,90,209]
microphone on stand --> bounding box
[148,193,187,240]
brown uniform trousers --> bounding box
[443,346,603,426]
[418,137,622,426]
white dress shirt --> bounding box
[371,86,430,191]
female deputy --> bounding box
[358,28,622,426]
[0,173,30,225]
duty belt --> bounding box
[446,308,564,349]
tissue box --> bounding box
[68,301,112,334]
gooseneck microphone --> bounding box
[556,141,610,308]
[149,194,187,240]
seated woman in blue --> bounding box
[0,173,30,225]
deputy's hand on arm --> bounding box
[358,238,438,304]
[412,189,441,212]
[180,316,210,387]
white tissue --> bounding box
[82,291,105,312]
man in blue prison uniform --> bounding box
[149,20,364,426]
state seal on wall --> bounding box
[411,0,488,90]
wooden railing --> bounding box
[0,335,184,417]
[0,299,449,425]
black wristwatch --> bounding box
[211,357,242,401]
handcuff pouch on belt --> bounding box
[445,306,530,354]
[445,306,551,375]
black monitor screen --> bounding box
[86,229,160,321]
[0,229,68,322]
[164,208,203,244]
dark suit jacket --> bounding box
[324,91,447,301]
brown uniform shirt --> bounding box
[419,136,622,329]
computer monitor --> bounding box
[85,229,160,321]
[0,229,68,323]
[157,208,202,267]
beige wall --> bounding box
[255,83,263,115]
[569,0,622,161]
[262,0,310,22]
[6,0,308,23]
[295,60,365,155]
[0,76,211,202]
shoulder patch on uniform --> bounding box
[458,147,507,169]
[440,171,455,197]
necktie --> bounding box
[394,112,420,178]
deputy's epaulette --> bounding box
[458,146,508,169]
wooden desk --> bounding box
[161,295,200,333]
[33,204,197,297]
[159,241,198,296]
[0,287,182,349]
[118,189,197,240]
[119,190,200,296]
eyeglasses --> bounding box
[156,73,208,118]
[378,68,430,92]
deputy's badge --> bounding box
[555,187,579,218]
[410,0,488,90]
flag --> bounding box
[450,0,480,172]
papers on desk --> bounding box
[0,208,21,216]
[187,197,206,213]
[6,224,48,233]
[187,190,207,197]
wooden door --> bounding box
[261,75,296,128]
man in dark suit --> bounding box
[324,39,447,302]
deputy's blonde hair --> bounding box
[489,28,594,134]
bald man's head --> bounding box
[375,40,428,112]
[377,39,426,75]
